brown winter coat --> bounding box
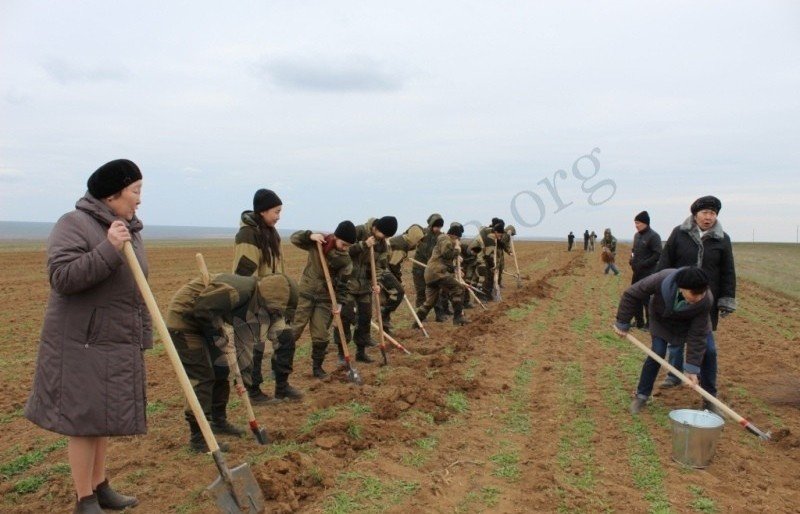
[25,194,152,437]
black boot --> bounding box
[355,347,374,363]
[274,375,304,401]
[95,479,138,510]
[415,307,429,322]
[381,308,393,335]
[246,385,272,406]
[211,417,245,437]
[434,306,448,322]
[74,494,104,514]
[312,358,328,379]
[453,305,468,326]
[188,420,229,453]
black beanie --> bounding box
[431,217,444,229]
[690,196,721,215]
[334,220,357,244]
[634,211,650,225]
[675,267,710,291]
[492,221,505,233]
[448,223,464,237]
[491,217,501,226]
[253,189,282,213]
[374,216,398,237]
[87,159,142,199]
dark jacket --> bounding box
[657,216,736,329]
[616,268,713,374]
[290,231,352,304]
[347,218,389,295]
[413,214,443,274]
[25,194,152,437]
[630,226,662,280]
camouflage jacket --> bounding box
[412,213,444,273]
[232,210,282,277]
[291,230,352,304]
[425,234,460,283]
[346,218,390,295]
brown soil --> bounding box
[1,241,798,513]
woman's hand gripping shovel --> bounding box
[316,241,363,385]
[622,330,771,441]
[368,245,389,366]
[123,242,265,514]
[196,253,269,446]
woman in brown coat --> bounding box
[24,159,151,514]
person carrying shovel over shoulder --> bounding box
[290,221,357,379]
[335,216,398,363]
[166,273,298,452]
[612,266,714,415]
[381,224,425,333]
[416,222,469,326]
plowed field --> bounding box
[1,241,798,513]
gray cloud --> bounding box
[257,55,404,92]
[42,57,130,85]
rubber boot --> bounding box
[74,494,104,514]
[434,306,447,323]
[355,347,374,363]
[312,358,328,379]
[274,375,304,401]
[415,307,429,322]
[452,305,468,326]
[188,419,229,453]
[95,479,138,510]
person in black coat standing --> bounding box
[656,195,736,397]
[629,211,662,329]
[567,231,575,251]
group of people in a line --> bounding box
[567,229,599,252]
[22,159,522,513]
[20,158,737,513]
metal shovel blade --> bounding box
[347,366,363,385]
[249,421,270,445]
[207,462,265,514]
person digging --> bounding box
[166,273,299,452]
[416,222,469,326]
[612,266,717,415]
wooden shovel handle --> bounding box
[368,245,387,351]
[315,241,353,360]
[195,253,257,422]
[123,242,221,453]
[624,332,744,423]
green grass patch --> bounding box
[506,302,536,321]
[0,408,24,425]
[489,448,521,481]
[688,485,717,513]
[13,474,47,495]
[481,486,501,507]
[503,359,535,434]
[325,472,420,513]
[301,407,338,434]
[733,243,800,300]
[346,420,362,440]
[252,441,314,463]
[0,438,67,479]
[347,401,372,416]
[445,391,469,413]
[146,400,167,416]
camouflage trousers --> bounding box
[291,295,334,363]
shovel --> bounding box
[368,245,389,366]
[315,241,363,385]
[370,321,412,354]
[509,236,522,288]
[123,243,265,513]
[403,295,429,337]
[196,253,269,446]
[492,243,502,302]
[410,257,487,311]
[624,331,771,441]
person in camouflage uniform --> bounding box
[231,188,286,404]
[496,224,515,287]
[290,221,357,379]
[381,224,425,333]
[412,214,444,310]
[166,273,298,452]
[469,219,506,299]
[334,216,398,363]
[416,223,468,326]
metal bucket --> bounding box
[669,409,725,468]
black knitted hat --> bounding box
[374,216,398,237]
[447,223,464,237]
[431,217,444,228]
[492,221,505,233]
[253,189,282,213]
[87,159,142,199]
[675,267,710,291]
[690,196,721,215]
[634,211,650,225]
[334,220,357,244]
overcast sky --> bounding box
[1,1,799,242]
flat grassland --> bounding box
[0,241,798,513]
